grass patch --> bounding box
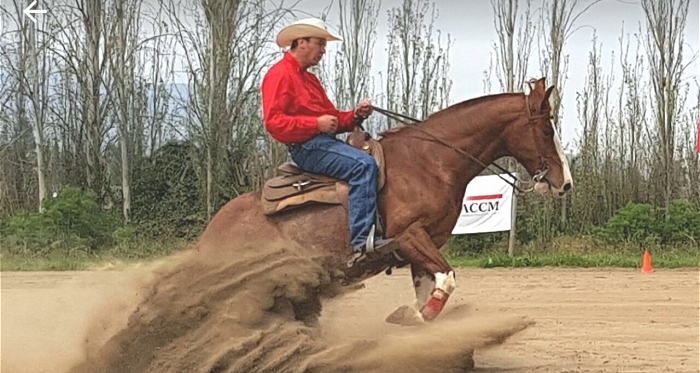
[1,239,191,271]
[2,253,158,271]
[446,251,700,268]
[445,234,699,269]
[0,254,179,271]
[3,234,698,271]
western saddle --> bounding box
[261,128,386,221]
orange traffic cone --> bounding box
[641,250,654,273]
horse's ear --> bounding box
[540,85,555,111]
[528,77,547,94]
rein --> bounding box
[370,103,548,194]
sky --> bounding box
[0,0,697,153]
[282,0,700,151]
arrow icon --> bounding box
[24,0,47,24]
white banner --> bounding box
[451,173,517,234]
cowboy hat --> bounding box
[276,17,342,48]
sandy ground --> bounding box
[1,266,698,373]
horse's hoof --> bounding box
[384,305,424,326]
[462,348,475,371]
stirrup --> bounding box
[366,224,395,254]
[366,225,377,253]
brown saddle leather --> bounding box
[261,128,387,216]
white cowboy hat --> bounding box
[276,17,342,48]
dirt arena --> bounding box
[2,265,698,372]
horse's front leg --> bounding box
[410,264,435,314]
[410,264,456,321]
[387,222,456,323]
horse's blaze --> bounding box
[420,288,449,321]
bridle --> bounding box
[524,91,552,187]
[366,91,553,194]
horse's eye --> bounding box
[543,127,554,138]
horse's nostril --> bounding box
[563,182,572,191]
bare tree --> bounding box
[333,1,380,110]
[12,0,53,212]
[313,2,382,135]
[12,3,31,209]
[490,0,534,93]
[616,26,648,202]
[0,16,12,206]
[539,0,599,227]
[539,0,600,131]
[0,1,39,213]
[168,0,289,218]
[488,0,534,173]
[109,0,149,224]
[641,0,694,217]
[46,0,116,202]
[82,0,112,202]
[385,0,452,126]
[572,33,605,226]
[166,0,240,219]
[685,80,700,202]
[49,36,86,191]
[203,0,240,218]
[140,5,178,160]
[227,2,290,193]
[486,0,535,254]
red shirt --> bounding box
[261,52,356,144]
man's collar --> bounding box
[283,51,306,73]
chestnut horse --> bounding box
[196,77,572,325]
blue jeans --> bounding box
[289,134,378,251]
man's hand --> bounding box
[318,115,339,133]
[354,100,372,118]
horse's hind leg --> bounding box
[387,222,456,322]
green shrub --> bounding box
[131,141,206,239]
[0,186,117,254]
[2,210,57,254]
[113,225,137,246]
[659,199,700,244]
[597,202,657,244]
[595,199,700,246]
[43,187,117,246]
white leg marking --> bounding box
[413,274,434,310]
[434,271,456,294]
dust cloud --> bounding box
[66,239,533,373]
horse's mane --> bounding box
[380,92,522,137]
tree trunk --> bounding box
[27,13,47,211]
[114,0,132,224]
[84,0,105,203]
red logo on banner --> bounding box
[466,194,503,201]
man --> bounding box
[261,17,394,264]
